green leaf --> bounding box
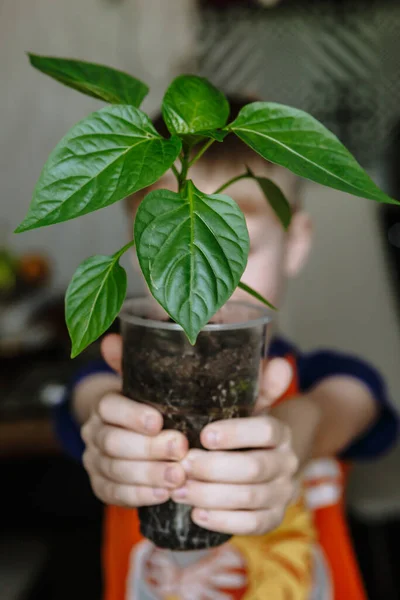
[28,53,149,107]
[66,250,129,357]
[134,180,249,343]
[238,281,276,311]
[229,102,398,205]
[246,166,292,230]
[66,240,134,357]
[15,105,182,232]
[162,75,230,136]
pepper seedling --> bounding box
[16,54,399,357]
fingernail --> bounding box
[195,510,209,523]
[167,438,178,458]
[205,429,219,448]
[144,414,157,433]
[164,466,179,485]
[153,488,168,500]
[172,487,187,500]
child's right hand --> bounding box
[81,335,188,508]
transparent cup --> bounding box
[119,297,271,550]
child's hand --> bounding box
[81,396,188,507]
[171,360,297,536]
[81,335,188,508]
[171,416,297,536]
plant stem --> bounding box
[214,172,252,194]
[171,163,180,183]
[178,148,190,192]
[188,138,215,168]
[238,281,277,311]
[114,238,135,261]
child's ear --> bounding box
[284,211,313,277]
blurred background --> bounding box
[1,0,400,598]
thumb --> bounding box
[101,333,123,374]
[254,358,293,414]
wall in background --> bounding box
[199,2,400,166]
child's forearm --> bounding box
[305,376,378,459]
[72,372,122,424]
[271,376,378,465]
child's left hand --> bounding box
[171,359,299,536]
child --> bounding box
[56,98,398,600]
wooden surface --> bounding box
[0,418,60,458]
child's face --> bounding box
[131,157,312,308]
